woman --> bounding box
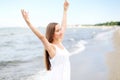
[21,0,70,80]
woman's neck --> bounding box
[52,41,60,44]
[52,39,61,45]
[52,40,64,49]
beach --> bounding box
[0,26,119,80]
[106,28,120,80]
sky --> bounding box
[0,0,120,27]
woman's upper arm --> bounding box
[40,36,55,58]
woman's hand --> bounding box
[21,9,30,22]
[64,0,69,11]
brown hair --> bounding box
[44,22,58,70]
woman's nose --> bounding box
[60,30,63,35]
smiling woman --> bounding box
[21,0,73,80]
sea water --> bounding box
[0,26,114,80]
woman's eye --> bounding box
[56,28,61,32]
[56,29,59,32]
[57,29,60,32]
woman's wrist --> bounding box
[64,9,68,13]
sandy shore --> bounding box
[106,28,120,80]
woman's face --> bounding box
[53,24,63,41]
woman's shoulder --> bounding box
[50,43,56,49]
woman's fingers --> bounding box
[21,9,27,16]
[23,10,28,17]
[21,9,25,14]
[21,9,30,22]
[64,0,69,11]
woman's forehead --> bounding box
[55,24,60,29]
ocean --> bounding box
[0,26,115,80]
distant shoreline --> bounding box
[68,25,120,28]
[0,25,120,29]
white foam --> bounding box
[70,40,87,56]
[78,40,88,45]
[94,29,115,41]
[26,69,48,80]
[68,38,75,41]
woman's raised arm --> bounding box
[61,0,69,34]
[21,9,44,40]
[21,9,55,58]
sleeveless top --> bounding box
[48,44,70,80]
[26,42,86,80]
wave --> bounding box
[94,28,115,41]
[26,69,49,80]
[68,38,75,41]
[69,40,87,56]
[0,60,28,70]
[0,56,43,66]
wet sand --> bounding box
[106,28,120,80]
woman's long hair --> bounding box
[44,22,58,70]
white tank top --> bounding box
[49,44,71,80]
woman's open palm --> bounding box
[21,9,30,22]
[64,0,69,11]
